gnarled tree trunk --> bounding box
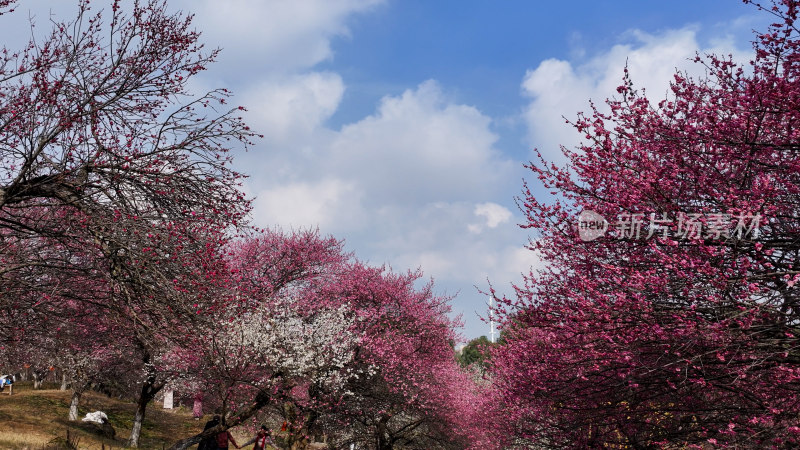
[376,414,393,450]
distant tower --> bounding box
[488,295,496,344]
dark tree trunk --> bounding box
[376,414,393,450]
[126,373,164,447]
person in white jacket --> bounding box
[242,425,275,450]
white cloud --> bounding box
[471,202,513,233]
[522,27,750,162]
[244,72,345,142]
[329,81,515,206]
[252,179,363,231]
[373,202,531,285]
[413,251,456,279]
[244,80,517,231]
[501,245,540,280]
[183,0,385,73]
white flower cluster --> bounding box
[218,303,359,387]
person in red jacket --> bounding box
[215,427,240,450]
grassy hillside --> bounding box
[0,381,253,449]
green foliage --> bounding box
[457,336,493,369]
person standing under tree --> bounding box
[215,427,240,450]
[242,425,275,450]
[198,415,241,449]
[198,415,220,450]
[192,392,204,420]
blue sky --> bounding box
[322,0,755,129]
[1,1,766,340]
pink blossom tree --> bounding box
[307,263,480,450]
[492,0,800,447]
[0,2,255,444]
[168,229,490,450]
[166,229,352,450]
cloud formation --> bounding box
[329,81,514,207]
[187,0,385,73]
[522,27,750,162]
[469,203,513,233]
[244,73,345,142]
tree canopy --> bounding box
[490,0,800,447]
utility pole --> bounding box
[488,295,496,344]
